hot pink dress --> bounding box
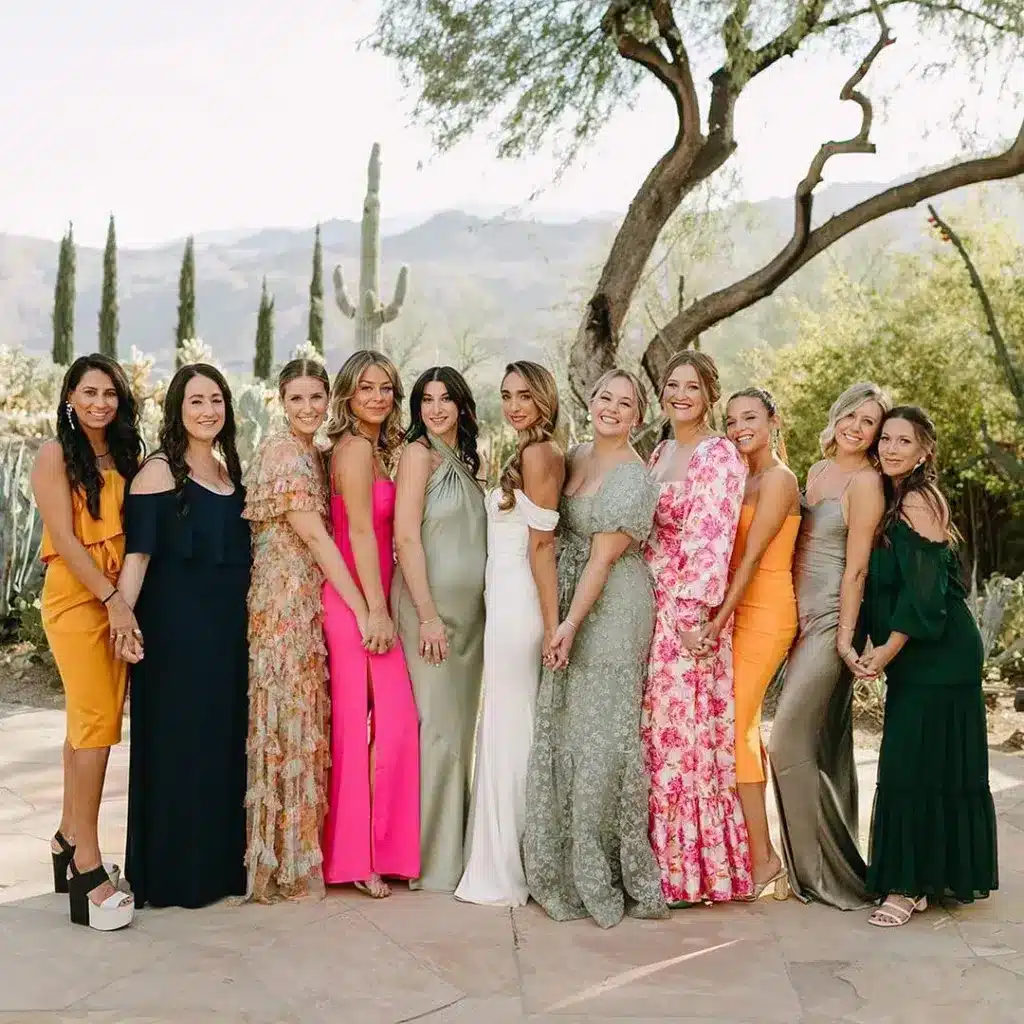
[321,479,420,883]
[641,437,753,904]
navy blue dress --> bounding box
[125,479,251,908]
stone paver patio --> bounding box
[2,700,1022,1023]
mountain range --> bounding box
[1,176,1020,380]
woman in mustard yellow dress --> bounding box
[32,354,142,931]
[697,387,800,900]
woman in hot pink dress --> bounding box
[321,351,420,898]
[641,351,753,906]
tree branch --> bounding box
[926,203,1024,417]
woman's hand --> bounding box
[547,620,577,671]
[838,641,867,678]
[691,619,721,658]
[419,617,448,666]
[854,642,893,680]
[106,592,143,660]
[364,606,396,655]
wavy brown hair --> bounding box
[727,386,789,464]
[498,361,559,511]
[878,405,956,544]
[56,354,143,519]
[326,350,405,473]
[155,363,242,515]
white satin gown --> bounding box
[455,488,559,906]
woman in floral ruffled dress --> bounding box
[242,359,369,902]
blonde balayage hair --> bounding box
[326,350,405,473]
[498,360,560,511]
[590,368,650,427]
[819,381,891,458]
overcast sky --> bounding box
[2,1,1015,247]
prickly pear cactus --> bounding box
[333,143,409,351]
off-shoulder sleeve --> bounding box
[890,525,951,641]
[243,434,326,523]
[675,437,746,631]
[594,462,658,541]
[515,490,559,532]
[125,490,175,556]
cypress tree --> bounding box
[98,215,119,359]
[51,223,76,366]
[253,277,275,380]
[175,235,196,367]
[308,223,324,354]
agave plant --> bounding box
[0,438,43,620]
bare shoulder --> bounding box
[902,491,948,542]
[849,465,883,499]
[130,455,174,494]
[333,432,374,470]
[35,439,65,470]
[762,462,799,499]
[397,438,433,476]
[522,439,565,475]
[806,459,828,485]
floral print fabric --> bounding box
[242,432,331,902]
[641,437,754,903]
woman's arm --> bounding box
[837,470,884,670]
[394,442,445,664]
[335,437,393,653]
[286,510,369,640]
[548,531,632,669]
[702,467,797,642]
[522,442,564,646]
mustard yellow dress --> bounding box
[730,506,800,784]
[41,469,128,750]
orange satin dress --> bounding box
[730,505,800,784]
[41,469,128,749]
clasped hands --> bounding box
[839,639,892,680]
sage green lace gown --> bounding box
[523,460,669,928]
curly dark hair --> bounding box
[405,366,481,477]
[157,363,242,514]
[56,354,143,519]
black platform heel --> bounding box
[51,831,120,893]
[67,861,134,931]
[52,831,75,893]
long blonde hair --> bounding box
[326,351,405,473]
[819,381,891,458]
[498,361,560,511]
[590,368,650,426]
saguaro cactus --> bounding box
[333,143,408,351]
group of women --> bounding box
[34,346,998,936]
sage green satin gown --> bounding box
[393,437,487,892]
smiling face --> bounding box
[726,395,774,458]
[877,416,928,481]
[661,363,707,428]
[350,364,396,428]
[500,370,540,433]
[282,375,329,440]
[69,369,119,433]
[833,399,884,458]
[181,373,226,444]
[589,374,640,440]
[420,380,459,441]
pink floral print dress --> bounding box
[641,436,754,904]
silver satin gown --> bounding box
[768,498,871,910]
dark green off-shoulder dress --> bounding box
[861,520,998,903]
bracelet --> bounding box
[564,619,577,633]
[420,616,441,627]
[102,589,117,605]
[839,622,857,631]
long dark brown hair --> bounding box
[157,363,242,514]
[878,405,954,543]
[405,366,481,477]
[56,354,142,518]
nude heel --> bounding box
[772,873,790,901]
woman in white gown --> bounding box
[456,362,564,906]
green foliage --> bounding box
[175,236,197,366]
[309,224,324,355]
[51,224,76,366]
[98,215,119,359]
[370,1,1022,165]
[253,278,275,381]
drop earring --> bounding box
[65,402,75,427]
